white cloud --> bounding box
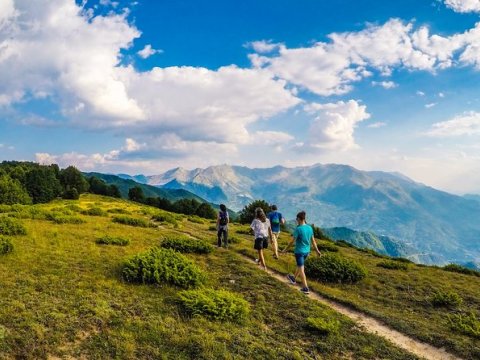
[250,131,294,146]
[99,0,119,7]
[0,0,300,148]
[438,92,445,98]
[427,111,480,137]
[367,121,387,128]
[247,40,281,54]
[304,100,370,150]
[425,102,437,108]
[444,0,480,13]
[416,90,426,96]
[371,80,397,89]
[137,44,162,59]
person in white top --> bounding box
[250,207,273,271]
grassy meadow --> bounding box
[231,226,480,359]
[0,194,422,359]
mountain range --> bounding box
[118,163,480,265]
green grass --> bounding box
[0,194,419,359]
[229,227,480,359]
[95,235,130,246]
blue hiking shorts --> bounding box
[295,252,309,267]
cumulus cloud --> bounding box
[444,0,480,13]
[249,131,294,146]
[425,102,437,108]
[250,19,480,96]
[137,44,162,59]
[247,40,281,54]
[303,100,370,150]
[371,80,397,89]
[427,111,480,137]
[367,121,387,128]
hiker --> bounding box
[267,204,285,259]
[216,204,229,248]
[281,210,321,294]
[251,207,273,271]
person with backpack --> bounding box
[267,204,285,259]
[251,207,273,271]
[216,204,229,248]
[281,210,321,295]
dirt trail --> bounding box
[242,255,462,360]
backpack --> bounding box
[270,212,280,225]
[219,211,228,226]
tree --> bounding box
[238,200,271,224]
[88,176,108,195]
[195,202,217,219]
[60,166,89,195]
[157,197,173,212]
[128,186,145,203]
[25,166,62,203]
[106,184,121,198]
[174,198,200,215]
[0,175,32,205]
[64,187,79,200]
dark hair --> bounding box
[255,207,267,222]
[220,204,227,212]
[296,211,306,222]
[271,204,277,211]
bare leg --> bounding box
[258,249,267,270]
[298,266,308,289]
[271,233,279,258]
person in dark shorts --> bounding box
[250,207,273,271]
[281,211,321,294]
[267,204,285,259]
[216,204,229,248]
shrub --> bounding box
[46,213,85,224]
[161,237,213,254]
[443,263,480,277]
[430,290,463,308]
[107,208,130,214]
[392,257,413,264]
[449,312,480,338]
[178,288,250,322]
[0,236,13,255]
[96,235,130,246]
[227,236,241,244]
[235,229,252,235]
[377,260,408,271]
[112,216,152,228]
[305,254,367,284]
[152,213,178,226]
[318,242,339,253]
[0,217,27,235]
[306,317,340,335]
[335,240,354,248]
[188,216,205,224]
[81,207,107,216]
[65,204,82,212]
[122,248,206,288]
[358,247,387,258]
[208,225,217,231]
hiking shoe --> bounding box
[255,258,260,264]
[286,274,296,284]
[300,287,310,295]
[273,254,278,259]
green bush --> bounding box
[306,317,340,335]
[123,248,206,288]
[227,236,241,244]
[358,247,387,258]
[96,235,130,246]
[0,217,27,235]
[46,213,86,224]
[188,216,205,224]
[0,236,13,255]
[152,213,178,226]
[318,242,339,253]
[112,215,153,228]
[443,264,480,277]
[235,229,251,235]
[430,290,463,308]
[305,254,367,284]
[178,288,250,322]
[449,312,480,338]
[335,240,354,248]
[160,237,213,254]
[392,257,413,264]
[65,204,82,212]
[107,208,130,214]
[81,207,107,216]
[208,225,217,231]
[377,260,408,271]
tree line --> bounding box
[127,186,217,219]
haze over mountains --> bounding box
[119,163,480,265]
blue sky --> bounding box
[2,0,480,194]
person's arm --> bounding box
[216,213,220,229]
[311,235,321,255]
[280,213,285,225]
[268,224,273,241]
[282,234,295,253]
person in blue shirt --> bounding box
[267,204,285,259]
[281,210,321,294]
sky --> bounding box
[2,0,480,194]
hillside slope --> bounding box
[0,195,421,359]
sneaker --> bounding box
[286,274,296,284]
[300,287,310,295]
[273,254,278,259]
[255,258,260,264]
